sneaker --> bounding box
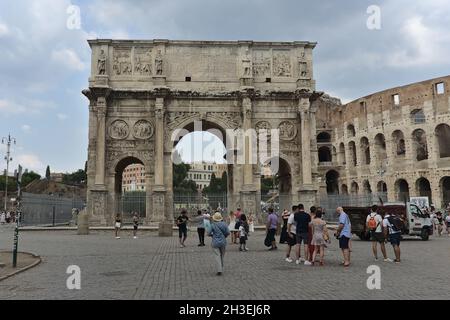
[384,258,393,262]
[285,257,293,263]
[180,245,184,248]
[216,272,222,276]
[394,259,401,264]
[244,248,249,251]
[133,236,137,239]
[115,237,120,239]
[304,261,312,266]
[295,259,301,265]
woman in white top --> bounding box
[228,211,237,244]
[248,213,255,233]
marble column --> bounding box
[300,99,312,186]
[154,97,165,187]
[94,97,107,186]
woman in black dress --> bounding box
[279,209,290,244]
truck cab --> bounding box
[405,202,433,240]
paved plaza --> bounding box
[0,224,449,300]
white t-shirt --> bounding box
[366,212,383,233]
[445,216,450,226]
[287,213,296,234]
[239,225,246,237]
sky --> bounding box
[1,0,450,174]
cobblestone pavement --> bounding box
[0,224,449,300]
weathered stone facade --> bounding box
[314,76,450,209]
[83,39,321,225]
[83,39,450,225]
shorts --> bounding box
[339,236,350,249]
[296,232,309,245]
[239,236,247,244]
[267,228,276,242]
[133,225,138,231]
[389,233,401,246]
[178,225,187,238]
[287,233,296,247]
[370,231,385,243]
[115,222,121,229]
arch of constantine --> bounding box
[83,39,450,226]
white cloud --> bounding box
[16,154,44,173]
[0,22,9,37]
[0,98,55,115]
[57,113,69,120]
[0,99,27,114]
[51,48,85,71]
[21,125,31,133]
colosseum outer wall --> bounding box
[315,76,450,209]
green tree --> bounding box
[173,162,197,193]
[63,169,87,185]
[203,172,227,195]
[45,165,51,180]
[21,171,41,187]
[0,176,17,192]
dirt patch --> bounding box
[0,251,41,281]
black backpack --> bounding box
[388,216,403,232]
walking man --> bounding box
[335,207,351,267]
[176,209,189,248]
[366,205,392,262]
[195,210,206,246]
[294,204,312,265]
[266,207,278,251]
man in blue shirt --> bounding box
[336,207,352,267]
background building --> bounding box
[187,162,227,191]
[122,164,146,192]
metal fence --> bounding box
[173,193,228,217]
[116,192,146,219]
[20,192,85,226]
[319,192,388,223]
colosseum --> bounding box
[315,75,450,210]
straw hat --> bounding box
[212,212,223,222]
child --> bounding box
[239,214,249,251]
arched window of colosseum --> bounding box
[348,141,357,166]
[360,137,371,165]
[377,181,387,193]
[392,130,406,156]
[395,179,410,202]
[347,124,356,138]
[440,177,450,208]
[412,129,428,161]
[351,181,359,195]
[410,109,426,124]
[318,146,332,163]
[339,143,346,165]
[435,124,450,158]
[317,132,331,143]
[374,133,387,163]
[416,177,432,204]
[341,184,349,195]
[363,180,372,195]
[326,170,339,195]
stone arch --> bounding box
[412,129,428,161]
[440,177,450,208]
[347,124,356,138]
[350,181,359,195]
[262,155,293,211]
[341,184,349,195]
[377,181,387,193]
[348,141,357,166]
[325,170,339,195]
[395,179,410,202]
[318,146,332,162]
[360,137,370,165]
[392,130,406,156]
[374,133,387,163]
[317,131,331,143]
[363,180,372,194]
[435,124,450,158]
[416,177,432,204]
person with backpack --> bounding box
[383,213,403,263]
[238,214,249,251]
[294,204,312,265]
[366,205,392,262]
[208,212,230,276]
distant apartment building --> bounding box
[122,164,146,192]
[187,163,227,191]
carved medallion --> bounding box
[278,121,297,140]
[109,120,129,140]
[133,120,154,139]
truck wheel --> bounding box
[421,229,429,241]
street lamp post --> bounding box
[2,134,16,211]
